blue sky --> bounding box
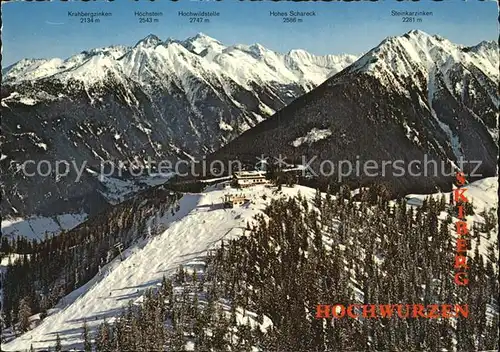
[2,0,498,66]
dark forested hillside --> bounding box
[211,32,498,197]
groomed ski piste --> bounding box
[2,177,498,351]
[3,183,315,351]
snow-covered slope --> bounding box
[3,33,357,98]
[1,184,314,351]
[405,176,498,213]
[1,213,88,240]
[0,172,173,240]
[349,30,499,140]
[214,30,498,196]
[3,177,497,351]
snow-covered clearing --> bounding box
[86,168,174,205]
[1,213,88,241]
[405,177,497,215]
[291,128,332,147]
[405,177,497,264]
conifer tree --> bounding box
[82,320,92,352]
[18,296,32,332]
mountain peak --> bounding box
[468,40,499,53]
[250,43,267,51]
[134,34,162,48]
[346,29,499,103]
[164,37,176,44]
[347,30,456,80]
[405,29,430,37]
[246,43,273,59]
[287,49,312,59]
[186,32,220,44]
[192,32,210,39]
[409,29,447,41]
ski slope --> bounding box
[2,184,316,351]
[405,177,498,215]
[3,178,497,351]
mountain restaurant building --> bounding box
[223,194,250,208]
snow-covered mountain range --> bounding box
[2,177,497,351]
[2,30,498,218]
[1,29,498,351]
[214,30,499,194]
[350,30,498,142]
[1,33,357,218]
[2,33,355,106]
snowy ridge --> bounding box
[466,40,499,82]
[180,33,226,60]
[286,49,357,84]
[343,30,499,152]
[351,30,498,92]
[2,46,129,84]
